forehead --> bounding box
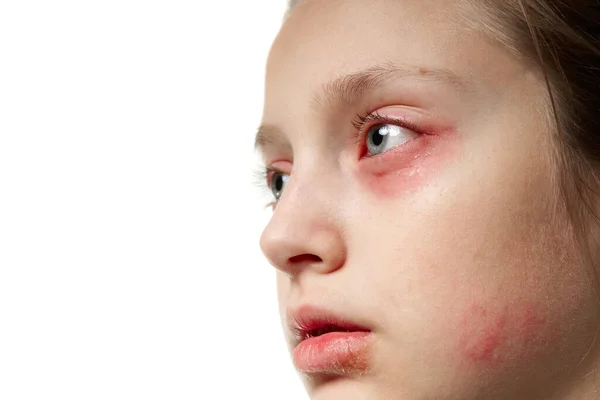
[260,0,529,154]
[265,0,509,102]
[268,0,476,90]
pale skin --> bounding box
[257,1,600,399]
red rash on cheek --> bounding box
[458,303,508,365]
[457,301,553,367]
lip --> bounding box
[288,305,373,375]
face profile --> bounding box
[255,1,600,399]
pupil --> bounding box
[371,126,384,146]
[275,176,283,192]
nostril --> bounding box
[289,254,322,264]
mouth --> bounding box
[296,321,370,342]
[289,305,373,375]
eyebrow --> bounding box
[254,62,467,151]
[254,123,290,153]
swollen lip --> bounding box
[293,330,372,375]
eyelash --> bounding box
[253,166,280,209]
[254,110,423,205]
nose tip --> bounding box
[259,222,346,278]
[259,166,347,277]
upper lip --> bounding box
[288,304,371,346]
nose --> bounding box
[259,175,346,278]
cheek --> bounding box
[358,161,592,384]
[455,300,559,367]
[423,220,584,370]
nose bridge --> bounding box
[259,159,346,277]
[286,158,336,215]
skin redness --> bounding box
[257,1,600,399]
[352,105,460,198]
[456,300,557,366]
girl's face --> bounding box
[258,1,600,399]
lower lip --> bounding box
[293,331,372,375]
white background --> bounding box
[0,1,307,398]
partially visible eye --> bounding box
[269,171,290,200]
[366,123,418,156]
[252,165,291,208]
